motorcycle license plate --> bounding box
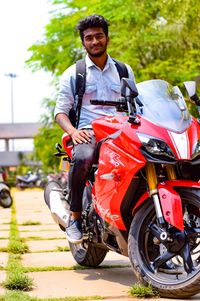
[59,156,70,172]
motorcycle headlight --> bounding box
[192,140,200,159]
[137,133,175,159]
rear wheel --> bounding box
[69,241,107,267]
[69,186,107,267]
[128,189,200,298]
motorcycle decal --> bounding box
[92,195,121,221]
[104,148,125,167]
[168,130,189,159]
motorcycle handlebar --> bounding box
[90,98,126,106]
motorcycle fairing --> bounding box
[94,138,145,230]
[135,180,200,231]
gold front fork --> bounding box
[145,162,164,224]
[146,162,158,195]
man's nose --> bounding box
[92,37,99,44]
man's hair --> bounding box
[76,14,110,41]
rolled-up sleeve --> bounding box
[54,64,76,119]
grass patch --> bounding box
[20,221,41,226]
[3,201,34,292]
[25,237,64,241]
[23,266,75,273]
[0,247,8,252]
[8,240,29,254]
[129,283,159,298]
[23,263,130,273]
[0,291,103,301]
[56,246,70,252]
[3,272,34,291]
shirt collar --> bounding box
[85,54,115,70]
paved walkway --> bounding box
[0,189,200,300]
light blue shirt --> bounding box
[54,54,135,130]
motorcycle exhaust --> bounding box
[44,181,70,230]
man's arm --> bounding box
[55,113,91,145]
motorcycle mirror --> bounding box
[184,81,196,98]
[184,81,200,105]
[121,78,138,98]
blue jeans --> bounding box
[68,133,96,212]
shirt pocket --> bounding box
[110,83,121,94]
[85,84,97,94]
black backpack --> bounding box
[69,58,129,128]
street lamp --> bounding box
[5,72,18,151]
[5,72,18,123]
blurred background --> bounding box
[0,0,199,186]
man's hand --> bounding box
[70,129,92,145]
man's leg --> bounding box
[66,134,96,243]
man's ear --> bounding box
[82,41,86,49]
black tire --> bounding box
[69,186,107,267]
[128,188,200,298]
[0,190,13,208]
[69,241,107,267]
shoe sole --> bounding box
[66,234,83,244]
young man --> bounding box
[54,14,135,243]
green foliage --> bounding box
[27,0,200,84]
[33,97,63,172]
[26,0,200,166]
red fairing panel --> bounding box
[158,183,184,231]
[93,139,145,230]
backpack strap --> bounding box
[75,59,86,128]
[74,57,128,128]
[112,58,129,80]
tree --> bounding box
[27,0,200,167]
[33,97,63,172]
[27,0,200,84]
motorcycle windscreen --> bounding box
[136,79,191,133]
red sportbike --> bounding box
[45,79,200,298]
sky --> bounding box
[0,0,54,124]
[0,0,56,151]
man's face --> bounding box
[82,27,109,58]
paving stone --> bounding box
[17,215,53,225]
[0,253,8,268]
[27,267,135,299]
[20,230,65,239]
[22,250,130,268]
[18,224,60,231]
[27,239,68,252]
[13,188,200,301]
[0,225,10,231]
[0,231,9,239]
[0,240,8,249]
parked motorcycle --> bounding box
[16,170,47,189]
[44,78,200,298]
[0,169,13,208]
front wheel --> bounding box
[128,189,200,298]
[0,189,13,208]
